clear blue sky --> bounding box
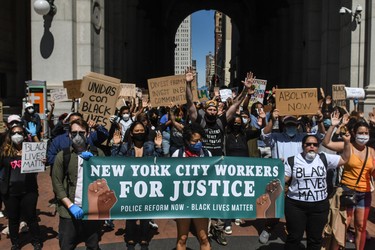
[192,10,214,87]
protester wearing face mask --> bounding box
[0,123,43,250]
[259,110,325,244]
[21,103,42,140]
[52,119,105,250]
[171,122,212,250]
[111,121,162,250]
[284,134,351,250]
[323,119,375,250]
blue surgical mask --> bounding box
[188,142,203,153]
[323,119,331,127]
[285,126,297,137]
[242,118,248,124]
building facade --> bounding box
[1,0,375,116]
[174,16,192,76]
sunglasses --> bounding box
[11,131,23,136]
[71,131,86,137]
[304,142,319,147]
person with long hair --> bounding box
[0,123,42,250]
[171,122,211,250]
[323,113,375,250]
[111,121,162,250]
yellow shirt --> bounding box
[341,146,373,192]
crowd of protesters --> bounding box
[0,68,375,250]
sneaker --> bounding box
[0,211,4,218]
[224,226,232,235]
[104,220,115,229]
[347,231,355,243]
[149,220,158,230]
[259,229,270,244]
[234,219,244,226]
[19,221,29,233]
[211,227,228,246]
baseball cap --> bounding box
[283,116,299,125]
[7,115,21,124]
[25,102,34,109]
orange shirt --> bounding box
[341,146,373,192]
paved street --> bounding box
[0,170,374,249]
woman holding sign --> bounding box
[171,122,211,250]
[0,123,42,250]
[111,121,163,250]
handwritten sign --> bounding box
[275,88,318,116]
[0,101,4,133]
[332,84,346,107]
[21,142,47,173]
[147,75,198,107]
[247,79,267,108]
[63,80,82,99]
[50,88,68,102]
[345,87,365,99]
[119,83,136,98]
[79,72,121,130]
[198,86,210,102]
[220,89,232,102]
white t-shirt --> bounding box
[285,152,340,202]
[74,156,84,207]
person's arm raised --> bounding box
[185,67,198,122]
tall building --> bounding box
[206,52,215,88]
[174,16,192,75]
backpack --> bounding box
[62,146,99,193]
[286,153,336,195]
[177,147,210,157]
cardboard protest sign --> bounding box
[50,88,68,102]
[142,93,149,108]
[79,72,121,130]
[220,89,232,102]
[345,87,365,99]
[198,86,210,102]
[147,75,198,107]
[247,79,267,108]
[63,80,82,99]
[21,142,47,173]
[275,88,318,116]
[119,83,136,98]
[332,84,346,107]
[0,101,4,133]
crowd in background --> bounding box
[0,69,375,250]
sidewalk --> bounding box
[0,170,374,249]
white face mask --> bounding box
[122,114,130,121]
[355,134,369,146]
[305,151,317,162]
[27,108,34,114]
[11,134,24,145]
[242,118,248,124]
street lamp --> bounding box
[33,0,57,16]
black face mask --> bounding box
[206,114,217,123]
[233,124,242,133]
[132,133,146,142]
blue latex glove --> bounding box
[26,122,37,136]
[68,204,83,219]
[80,151,94,160]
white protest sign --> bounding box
[21,142,47,173]
[345,87,365,99]
[247,79,267,108]
[219,89,232,102]
[50,88,69,102]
